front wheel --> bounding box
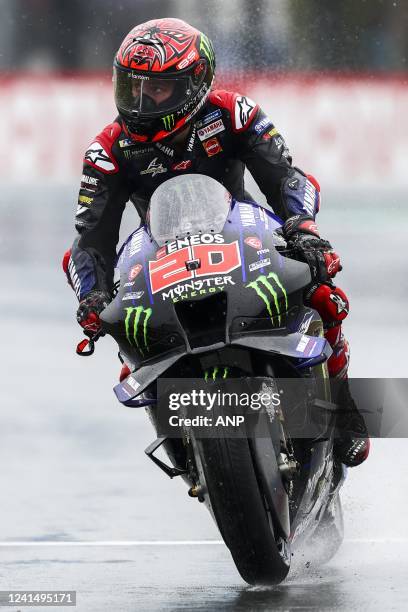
[195,432,291,585]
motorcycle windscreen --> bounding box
[148,174,232,246]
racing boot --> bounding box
[325,327,370,467]
[309,284,370,467]
[331,375,370,467]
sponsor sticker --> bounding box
[160,276,235,302]
[84,141,116,172]
[126,376,141,392]
[127,73,149,80]
[196,109,222,128]
[327,256,340,275]
[263,127,279,141]
[274,135,285,150]
[330,293,348,314]
[124,307,152,355]
[172,160,192,171]
[187,126,196,152]
[156,142,174,157]
[176,49,198,71]
[166,233,224,254]
[288,178,299,190]
[234,95,257,130]
[249,258,271,272]
[305,339,318,356]
[244,236,262,250]
[122,291,145,301]
[140,157,167,178]
[239,203,256,227]
[246,272,288,326]
[254,117,273,134]
[303,179,317,216]
[298,311,314,334]
[197,119,225,141]
[203,137,223,157]
[76,205,88,217]
[81,174,99,186]
[123,146,154,160]
[78,194,93,205]
[119,138,134,148]
[149,242,241,294]
[129,231,144,257]
[296,335,309,353]
[129,263,143,280]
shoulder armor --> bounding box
[209,90,259,133]
[83,121,122,174]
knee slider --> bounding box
[309,284,349,324]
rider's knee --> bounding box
[308,283,349,325]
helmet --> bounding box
[113,18,215,142]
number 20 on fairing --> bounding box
[149,241,241,294]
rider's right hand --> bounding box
[76,290,110,337]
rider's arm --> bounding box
[65,121,130,300]
[212,91,320,221]
[240,108,320,221]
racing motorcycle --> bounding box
[79,174,346,585]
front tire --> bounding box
[195,432,291,585]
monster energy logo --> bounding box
[204,366,229,382]
[124,306,152,355]
[246,273,288,325]
[162,114,175,131]
[200,34,215,71]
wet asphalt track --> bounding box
[1,539,407,611]
[1,187,407,610]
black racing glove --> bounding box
[76,290,110,337]
[282,215,342,283]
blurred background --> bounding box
[2,0,408,72]
[0,1,408,608]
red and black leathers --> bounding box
[65,90,322,300]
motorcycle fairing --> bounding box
[102,198,319,365]
[113,330,331,406]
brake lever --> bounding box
[76,330,104,356]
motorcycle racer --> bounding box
[62,18,369,467]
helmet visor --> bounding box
[114,64,205,118]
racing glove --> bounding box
[282,215,342,283]
[76,290,110,337]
